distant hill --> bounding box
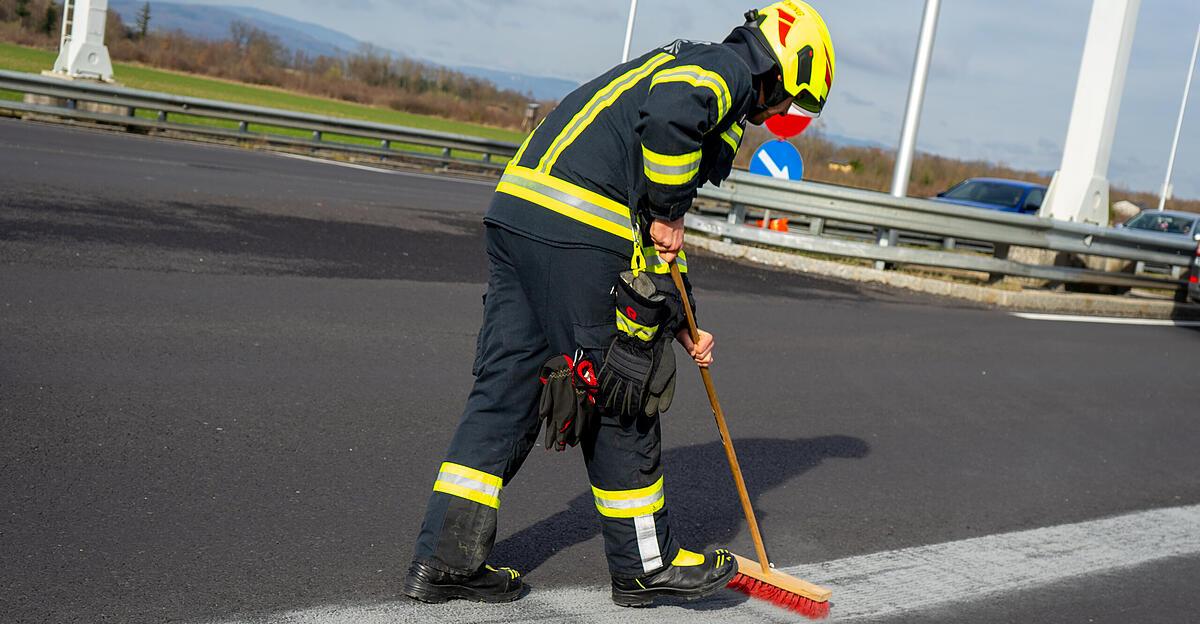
[108,1,359,59]
[108,1,579,99]
[453,65,579,101]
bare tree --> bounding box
[135,1,150,39]
[39,1,57,35]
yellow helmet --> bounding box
[745,1,835,117]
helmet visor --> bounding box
[790,90,822,118]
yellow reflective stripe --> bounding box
[644,163,699,186]
[538,52,674,174]
[643,248,687,274]
[616,308,658,342]
[496,167,634,241]
[433,481,500,508]
[642,145,702,168]
[721,122,744,153]
[494,167,691,274]
[650,65,731,120]
[509,118,542,167]
[641,145,701,186]
[433,462,502,509]
[592,476,665,518]
[505,166,628,219]
[438,461,503,488]
[497,182,633,241]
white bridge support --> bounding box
[1039,0,1140,226]
[52,0,114,82]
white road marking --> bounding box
[1013,312,1200,327]
[200,504,1200,623]
[275,152,496,186]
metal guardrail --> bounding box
[696,172,1196,293]
[1,68,1193,295]
[0,69,518,168]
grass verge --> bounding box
[0,41,525,145]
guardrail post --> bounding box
[312,130,322,142]
[483,153,492,164]
[809,217,825,236]
[238,121,248,133]
[380,139,390,150]
[874,229,897,270]
[157,110,167,122]
[989,243,1011,283]
[66,98,76,110]
[724,203,746,244]
[943,236,956,250]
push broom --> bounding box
[669,261,832,618]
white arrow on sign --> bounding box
[757,150,789,179]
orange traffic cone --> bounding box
[753,218,790,232]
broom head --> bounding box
[726,553,831,619]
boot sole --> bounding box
[611,563,738,607]
[402,574,523,604]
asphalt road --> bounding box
[2,118,1199,623]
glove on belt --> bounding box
[599,270,676,419]
[538,353,598,451]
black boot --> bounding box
[402,560,524,604]
[611,548,738,607]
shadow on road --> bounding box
[0,192,490,282]
[0,190,905,306]
[492,435,870,577]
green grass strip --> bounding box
[0,41,525,146]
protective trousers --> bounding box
[413,224,678,579]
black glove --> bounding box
[643,341,675,416]
[538,354,598,451]
[639,272,685,417]
[599,271,672,419]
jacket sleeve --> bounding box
[636,51,747,221]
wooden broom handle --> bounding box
[669,261,771,574]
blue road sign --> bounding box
[749,140,804,181]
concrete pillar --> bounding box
[1039,0,1140,226]
[52,0,115,82]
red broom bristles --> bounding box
[727,573,831,619]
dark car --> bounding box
[1117,210,1200,295]
[1189,239,1199,303]
[1119,209,1199,242]
[930,177,1047,214]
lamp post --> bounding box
[890,0,941,198]
[621,0,638,63]
[1158,23,1200,211]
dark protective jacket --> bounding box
[485,38,760,274]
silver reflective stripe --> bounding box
[540,53,673,173]
[644,252,687,270]
[436,471,501,499]
[595,488,664,512]
[634,514,664,572]
[652,67,731,118]
[500,172,633,235]
[721,123,744,151]
[644,158,700,179]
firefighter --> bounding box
[403,1,835,607]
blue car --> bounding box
[931,178,1047,214]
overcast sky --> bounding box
[174,0,1199,200]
